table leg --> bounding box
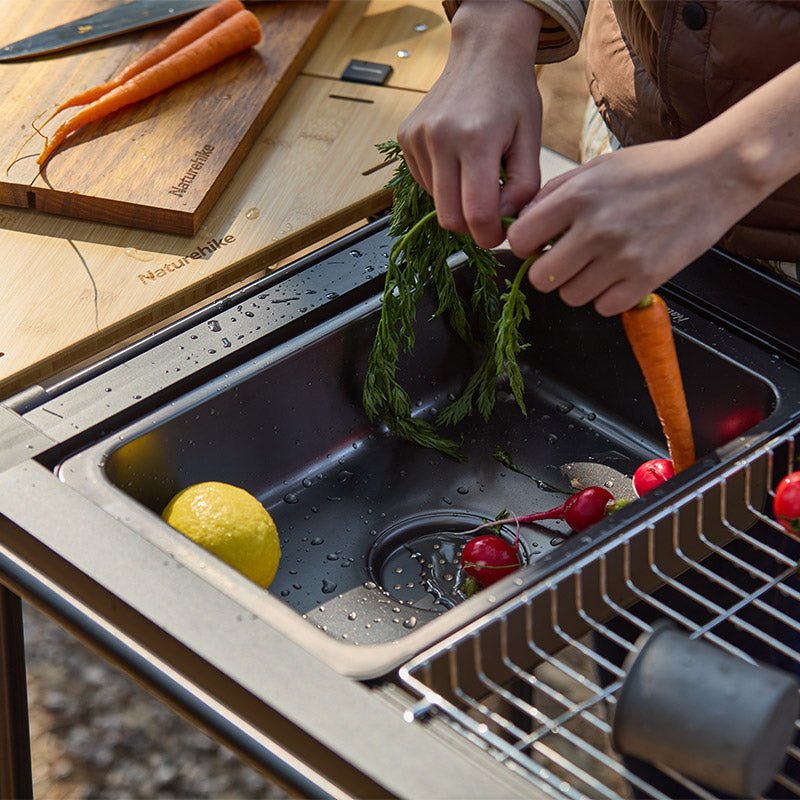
[0,586,33,800]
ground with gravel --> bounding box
[24,602,287,799]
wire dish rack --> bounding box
[399,420,800,800]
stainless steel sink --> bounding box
[52,220,800,679]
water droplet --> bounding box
[337,469,354,483]
[348,249,363,258]
[397,49,410,58]
[604,479,615,488]
[456,486,469,495]
[321,579,337,594]
[280,589,290,597]
[556,401,574,414]
[302,478,313,488]
[403,616,418,629]
[587,412,597,421]
[546,433,558,445]
[104,387,112,393]
[207,319,221,332]
[347,611,357,620]
[292,583,302,590]
[245,207,260,220]
[283,493,299,504]
[310,537,324,545]
[364,581,377,590]
[326,553,339,561]
[325,292,339,300]
[414,22,428,31]
[125,248,154,262]
[132,394,142,400]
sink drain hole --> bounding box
[368,512,530,609]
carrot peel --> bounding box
[621,293,696,473]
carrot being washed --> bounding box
[621,293,696,473]
[41,0,245,124]
[37,9,262,166]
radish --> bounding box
[458,487,617,590]
[460,535,521,588]
[461,486,616,539]
[632,458,675,497]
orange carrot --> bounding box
[621,293,696,473]
[43,0,245,122]
[38,9,262,166]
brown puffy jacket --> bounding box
[585,0,800,261]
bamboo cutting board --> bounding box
[0,0,339,235]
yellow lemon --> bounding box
[162,481,280,588]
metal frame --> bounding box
[0,587,32,800]
[400,419,800,799]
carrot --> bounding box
[42,0,245,123]
[621,293,696,473]
[37,9,262,166]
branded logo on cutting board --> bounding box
[137,235,236,285]
[169,144,215,197]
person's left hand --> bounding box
[505,136,757,315]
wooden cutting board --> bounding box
[0,0,339,235]
[0,0,457,397]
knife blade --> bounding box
[0,0,218,62]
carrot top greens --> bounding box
[362,141,536,459]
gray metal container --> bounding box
[612,623,800,798]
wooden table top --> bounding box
[0,0,452,397]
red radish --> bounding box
[632,458,675,497]
[460,486,616,539]
[460,535,521,587]
[773,471,800,536]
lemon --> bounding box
[162,481,280,588]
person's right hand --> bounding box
[397,0,545,249]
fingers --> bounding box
[506,189,573,259]
[525,227,589,293]
[432,153,468,234]
[498,121,541,219]
[458,149,505,248]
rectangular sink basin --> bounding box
[56,223,800,678]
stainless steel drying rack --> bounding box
[400,418,800,799]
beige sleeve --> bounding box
[525,0,587,62]
[441,0,587,63]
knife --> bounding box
[0,0,219,62]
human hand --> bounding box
[506,136,762,316]
[397,0,544,249]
